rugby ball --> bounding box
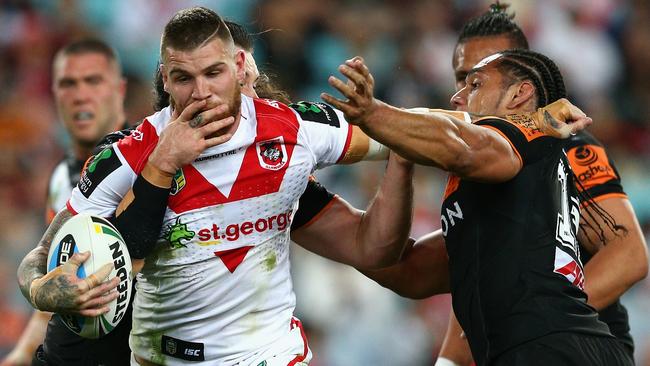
[47,213,132,339]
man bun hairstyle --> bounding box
[458,2,529,49]
[160,6,233,60]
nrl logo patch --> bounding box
[170,169,186,195]
[256,137,287,171]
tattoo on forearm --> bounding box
[17,210,73,302]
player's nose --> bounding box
[450,89,467,112]
[192,77,211,100]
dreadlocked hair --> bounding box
[571,164,628,247]
[495,49,567,108]
[458,2,529,49]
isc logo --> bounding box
[441,201,464,236]
[185,349,201,356]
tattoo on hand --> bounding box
[543,110,560,128]
[34,275,78,311]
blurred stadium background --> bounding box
[0,0,648,364]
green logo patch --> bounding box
[290,101,340,127]
[163,218,195,249]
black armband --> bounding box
[110,174,170,259]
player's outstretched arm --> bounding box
[360,230,451,298]
[580,197,648,310]
[292,152,413,270]
[321,57,591,182]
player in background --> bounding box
[355,4,647,365]
[18,8,414,366]
[322,50,633,364]
[1,39,128,366]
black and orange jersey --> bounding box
[441,117,612,364]
[564,131,633,352]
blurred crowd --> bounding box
[0,0,648,365]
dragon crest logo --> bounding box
[256,136,287,171]
[163,218,195,249]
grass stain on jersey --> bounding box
[162,218,195,249]
[263,251,277,272]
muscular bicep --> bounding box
[454,122,522,182]
[360,230,451,299]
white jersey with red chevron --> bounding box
[67,95,351,365]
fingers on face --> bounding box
[199,116,234,136]
[179,99,207,122]
[198,104,230,126]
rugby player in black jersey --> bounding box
[439,5,646,364]
[322,49,634,364]
[2,39,129,366]
[340,4,646,366]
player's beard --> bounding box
[205,84,241,139]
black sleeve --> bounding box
[109,174,170,259]
[291,177,336,231]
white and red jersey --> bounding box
[67,95,351,365]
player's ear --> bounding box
[160,63,169,92]
[505,80,536,110]
[234,50,246,84]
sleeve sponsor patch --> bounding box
[566,144,619,190]
[290,101,340,127]
[78,146,122,198]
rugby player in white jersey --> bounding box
[18,7,414,366]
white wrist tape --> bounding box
[363,138,389,161]
[434,356,461,366]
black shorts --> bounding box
[492,332,634,366]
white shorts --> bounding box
[131,317,311,366]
